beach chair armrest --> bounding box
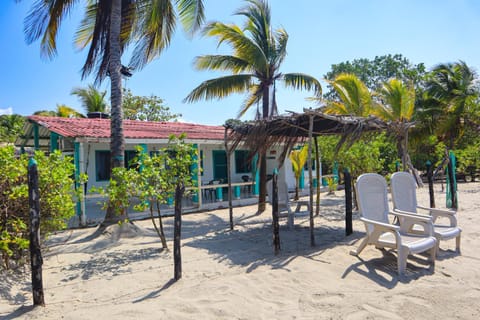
[360,217,400,232]
[393,208,431,219]
[417,205,458,226]
[390,210,434,236]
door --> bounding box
[212,150,227,182]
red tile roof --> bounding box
[28,116,225,141]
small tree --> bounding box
[289,145,308,200]
[123,89,181,122]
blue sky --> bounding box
[1,0,480,124]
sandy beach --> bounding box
[1,182,479,319]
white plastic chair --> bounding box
[390,171,461,254]
[267,179,294,229]
[351,173,437,275]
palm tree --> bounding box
[23,0,205,224]
[34,104,84,118]
[423,61,478,149]
[375,78,416,171]
[71,85,109,115]
[184,0,321,212]
[321,73,377,117]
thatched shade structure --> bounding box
[225,109,388,165]
[223,108,389,246]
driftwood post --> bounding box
[314,136,320,216]
[173,183,185,281]
[272,171,280,254]
[344,168,353,236]
[426,160,435,208]
[447,154,458,209]
[28,158,45,306]
[308,114,315,246]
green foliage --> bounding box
[317,133,396,178]
[123,89,181,122]
[0,115,25,144]
[324,54,426,99]
[0,147,80,269]
[71,84,109,114]
[91,167,139,218]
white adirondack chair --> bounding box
[351,173,437,275]
[267,179,294,229]
[390,171,461,254]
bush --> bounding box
[0,146,80,269]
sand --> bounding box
[1,182,479,319]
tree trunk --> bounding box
[308,115,315,247]
[28,159,45,306]
[103,0,125,225]
[257,86,270,213]
[174,183,185,281]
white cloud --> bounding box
[0,107,13,115]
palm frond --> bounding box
[203,22,267,72]
[237,84,262,118]
[183,74,254,103]
[175,0,205,35]
[129,0,175,70]
[283,73,322,97]
[24,0,78,59]
[194,55,250,74]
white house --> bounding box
[17,116,317,224]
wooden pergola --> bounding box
[223,109,388,247]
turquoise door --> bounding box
[212,150,227,182]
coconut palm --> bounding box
[184,0,321,212]
[23,0,204,224]
[34,104,84,118]
[71,85,109,114]
[423,61,478,149]
[321,73,377,117]
[375,78,416,171]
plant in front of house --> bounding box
[0,147,81,269]
[289,145,309,200]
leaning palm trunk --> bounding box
[103,0,126,225]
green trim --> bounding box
[74,142,82,218]
[33,124,39,150]
[253,154,259,196]
[50,132,59,152]
[191,144,199,203]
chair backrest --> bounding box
[390,172,418,213]
[266,179,290,206]
[355,173,390,224]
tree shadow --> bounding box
[0,270,30,306]
[59,247,165,282]
[0,305,36,320]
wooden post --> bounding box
[344,168,353,236]
[308,115,315,246]
[224,128,234,230]
[314,136,321,216]
[173,182,185,281]
[426,160,435,208]
[272,171,280,254]
[447,153,457,209]
[28,158,45,306]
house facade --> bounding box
[17,116,317,224]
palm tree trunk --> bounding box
[103,0,125,225]
[257,86,270,213]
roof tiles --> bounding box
[28,116,225,141]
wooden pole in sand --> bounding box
[272,171,280,254]
[426,160,436,208]
[344,168,353,236]
[28,158,45,306]
[173,182,185,281]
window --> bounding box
[304,160,316,171]
[235,150,251,174]
[95,150,141,181]
[95,151,111,181]
[125,150,138,170]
